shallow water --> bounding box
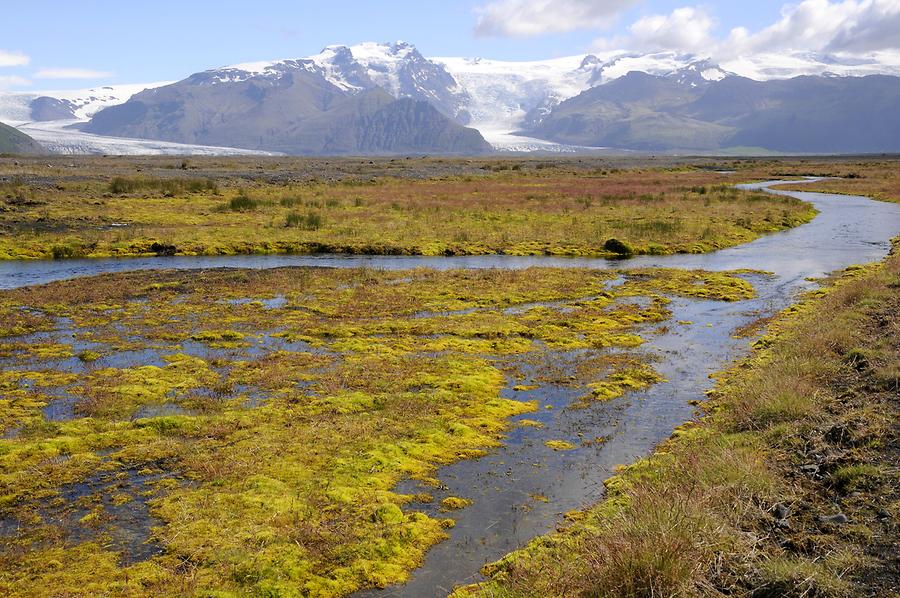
[1,181,899,595]
[358,276,783,597]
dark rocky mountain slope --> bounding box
[84,61,489,155]
[0,123,44,154]
[525,73,900,153]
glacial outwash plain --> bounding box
[0,156,898,597]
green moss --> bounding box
[584,365,664,403]
[440,497,473,511]
[544,440,577,451]
[77,350,102,362]
[830,464,882,491]
[372,503,406,524]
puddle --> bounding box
[34,466,171,565]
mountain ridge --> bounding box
[83,65,490,155]
[526,71,900,153]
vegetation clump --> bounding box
[109,176,218,196]
[286,210,323,230]
[227,191,260,212]
[544,440,577,451]
[603,238,633,256]
[441,497,473,511]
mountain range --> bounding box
[83,45,490,155]
[2,42,900,155]
[528,71,900,153]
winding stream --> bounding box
[2,181,899,596]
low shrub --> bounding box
[109,177,218,196]
[286,211,323,230]
[229,193,260,212]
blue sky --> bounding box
[1,0,894,89]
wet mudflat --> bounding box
[0,261,760,595]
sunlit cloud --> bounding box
[627,7,716,52]
[588,0,900,59]
[34,68,114,80]
[0,50,30,67]
[474,0,638,37]
[0,75,31,89]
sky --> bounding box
[2,0,899,90]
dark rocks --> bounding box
[772,502,791,520]
[604,238,634,256]
[29,96,78,121]
[825,421,865,447]
[818,513,850,525]
[150,242,177,256]
[772,502,791,528]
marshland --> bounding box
[0,156,898,597]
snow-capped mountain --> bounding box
[3,42,900,154]
[434,52,731,146]
[196,45,744,148]
[719,50,900,81]
[196,44,900,149]
[82,45,491,155]
[207,42,472,124]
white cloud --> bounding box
[34,68,113,80]
[591,1,900,60]
[0,50,29,67]
[474,0,638,37]
[0,75,31,89]
[628,7,715,52]
[827,0,900,51]
[726,0,900,55]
